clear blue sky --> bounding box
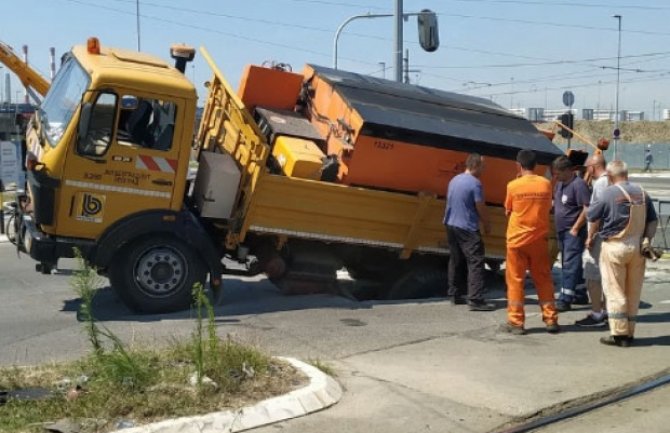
[2,0,670,116]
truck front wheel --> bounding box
[109,236,206,314]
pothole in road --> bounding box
[340,318,367,327]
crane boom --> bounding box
[0,41,50,102]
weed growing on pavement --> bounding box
[308,358,337,377]
[191,282,224,390]
[71,248,104,356]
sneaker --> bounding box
[451,296,467,305]
[468,300,495,311]
[499,323,526,335]
[575,314,607,328]
[546,323,561,334]
[555,300,572,312]
[599,335,632,348]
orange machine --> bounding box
[237,63,564,205]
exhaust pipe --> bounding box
[170,44,195,74]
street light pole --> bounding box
[613,14,622,160]
[333,9,424,81]
[333,13,393,70]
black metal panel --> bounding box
[308,65,564,162]
[27,170,59,226]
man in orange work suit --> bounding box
[502,150,559,335]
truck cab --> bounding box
[18,39,223,312]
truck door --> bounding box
[55,90,184,240]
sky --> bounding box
[2,0,670,117]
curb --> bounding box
[112,357,342,433]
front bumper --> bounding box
[21,216,95,265]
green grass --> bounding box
[308,358,337,377]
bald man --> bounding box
[579,153,609,327]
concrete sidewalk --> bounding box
[253,261,670,433]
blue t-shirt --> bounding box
[444,172,484,232]
[553,175,591,232]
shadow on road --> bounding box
[633,335,670,347]
[59,278,459,323]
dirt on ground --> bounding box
[537,120,670,145]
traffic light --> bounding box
[417,9,440,52]
[559,112,574,139]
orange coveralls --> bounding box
[505,174,558,328]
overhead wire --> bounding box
[55,0,382,67]
[435,12,670,37]
[446,0,670,11]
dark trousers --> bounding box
[557,228,587,303]
[447,225,486,302]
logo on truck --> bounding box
[75,192,106,223]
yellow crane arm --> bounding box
[0,41,50,99]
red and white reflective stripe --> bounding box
[135,155,178,173]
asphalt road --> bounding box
[1,238,669,433]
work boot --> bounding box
[499,323,526,335]
[555,300,571,312]
[599,335,632,348]
[546,323,561,334]
[468,300,495,311]
[450,296,467,305]
[573,295,590,305]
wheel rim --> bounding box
[133,246,188,298]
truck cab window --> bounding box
[117,97,177,151]
[78,92,117,157]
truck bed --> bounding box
[241,173,508,260]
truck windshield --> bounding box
[39,56,90,147]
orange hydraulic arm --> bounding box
[0,41,50,103]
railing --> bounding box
[652,199,670,251]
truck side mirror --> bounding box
[417,9,440,52]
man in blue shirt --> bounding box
[552,155,591,311]
[444,153,494,311]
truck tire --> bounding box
[109,235,206,314]
[386,266,447,300]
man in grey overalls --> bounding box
[586,160,658,347]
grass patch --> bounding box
[308,358,337,377]
[0,252,305,432]
[0,343,299,433]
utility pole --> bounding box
[613,14,622,159]
[402,50,421,84]
[394,0,403,82]
[403,50,409,84]
[653,99,656,121]
[379,62,386,79]
[136,0,141,51]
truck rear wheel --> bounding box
[109,236,206,314]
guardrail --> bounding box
[652,199,670,251]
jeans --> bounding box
[557,227,588,303]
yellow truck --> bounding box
[11,38,564,313]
